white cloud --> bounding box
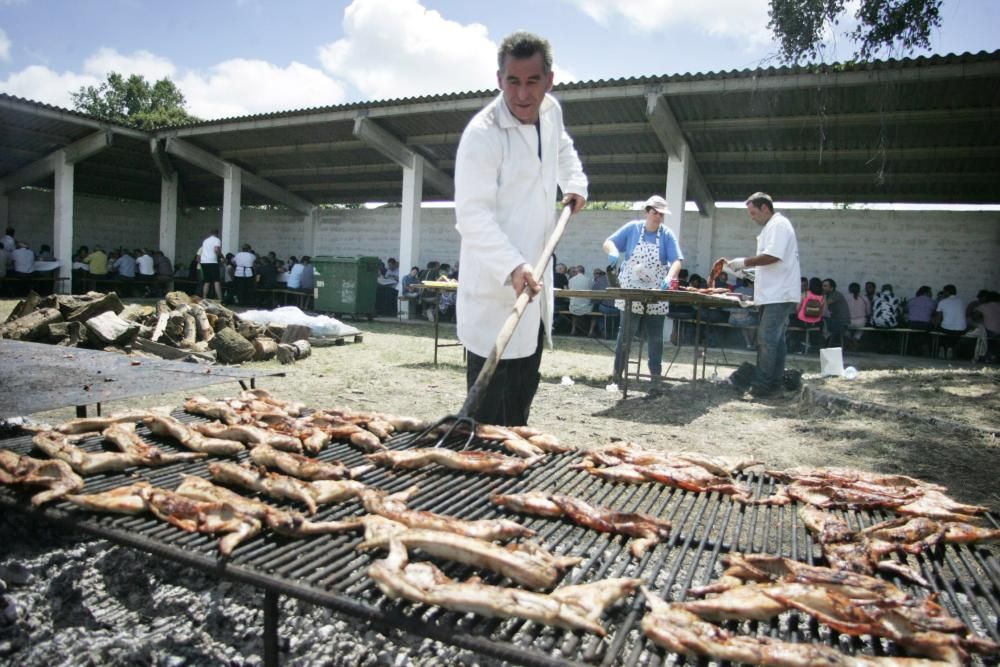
[318,0,498,100]
[0,46,346,119]
[178,59,346,119]
[82,47,177,81]
[567,0,772,46]
[0,28,10,62]
[0,65,99,107]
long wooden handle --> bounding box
[461,204,575,417]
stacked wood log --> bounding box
[0,291,311,365]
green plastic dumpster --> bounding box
[312,256,380,319]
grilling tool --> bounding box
[417,203,576,450]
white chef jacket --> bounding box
[454,92,588,359]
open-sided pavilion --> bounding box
[1,49,998,290]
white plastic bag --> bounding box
[238,307,360,337]
[819,347,844,377]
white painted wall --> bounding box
[9,188,1000,302]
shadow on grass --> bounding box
[592,381,743,427]
[789,403,1000,509]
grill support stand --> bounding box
[264,589,279,667]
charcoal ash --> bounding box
[0,513,502,666]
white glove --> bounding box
[727,257,747,272]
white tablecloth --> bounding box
[33,260,61,272]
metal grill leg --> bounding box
[264,589,280,667]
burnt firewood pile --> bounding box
[0,291,312,365]
[0,389,999,665]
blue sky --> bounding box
[1,0,997,120]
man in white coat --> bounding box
[454,31,588,426]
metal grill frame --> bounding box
[1,417,998,667]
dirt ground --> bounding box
[5,302,998,513]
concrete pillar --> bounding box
[398,155,424,319]
[159,174,178,264]
[53,151,73,294]
[664,142,689,243]
[303,208,317,255]
[221,165,242,255]
[696,210,716,277]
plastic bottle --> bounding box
[842,366,858,380]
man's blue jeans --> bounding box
[754,302,797,392]
[614,312,665,380]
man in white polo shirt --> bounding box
[720,192,801,398]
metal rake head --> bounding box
[413,413,477,451]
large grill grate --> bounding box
[1,416,998,666]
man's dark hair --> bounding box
[498,31,553,74]
[744,192,774,212]
[943,284,956,295]
[823,278,837,290]
[848,282,860,295]
[916,285,932,297]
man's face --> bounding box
[498,52,553,125]
[746,203,771,225]
[822,280,833,294]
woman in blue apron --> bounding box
[602,195,684,387]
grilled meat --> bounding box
[307,478,369,505]
[137,486,261,556]
[103,423,206,465]
[251,415,331,455]
[65,482,152,514]
[175,476,362,537]
[894,489,988,522]
[361,486,534,541]
[53,410,155,435]
[768,466,978,518]
[509,426,574,454]
[689,553,908,601]
[31,430,185,475]
[367,448,541,476]
[249,443,367,481]
[358,517,581,590]
[707,257,727,289]
[501,438,546,458]
[304,414,384,452]
[799,505,856,544]
[0,449,85,505]
[768,466,945,492]
[208,461,319,513]
[142,414,245,456]
[183,396,243,425]
[315,409,426,435]
[237,388,306,417]
[642,587,954,667]
[370,538,638,636]
[491,491,672,557]
[800,507,1000,586]
[585,443,763,476]
[581,459,782,505]
[191,421,303,453]
[472,424,573,455]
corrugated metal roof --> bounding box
[2,49,999,207]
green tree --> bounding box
[768,0,943,63]
[71,72,199,129]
